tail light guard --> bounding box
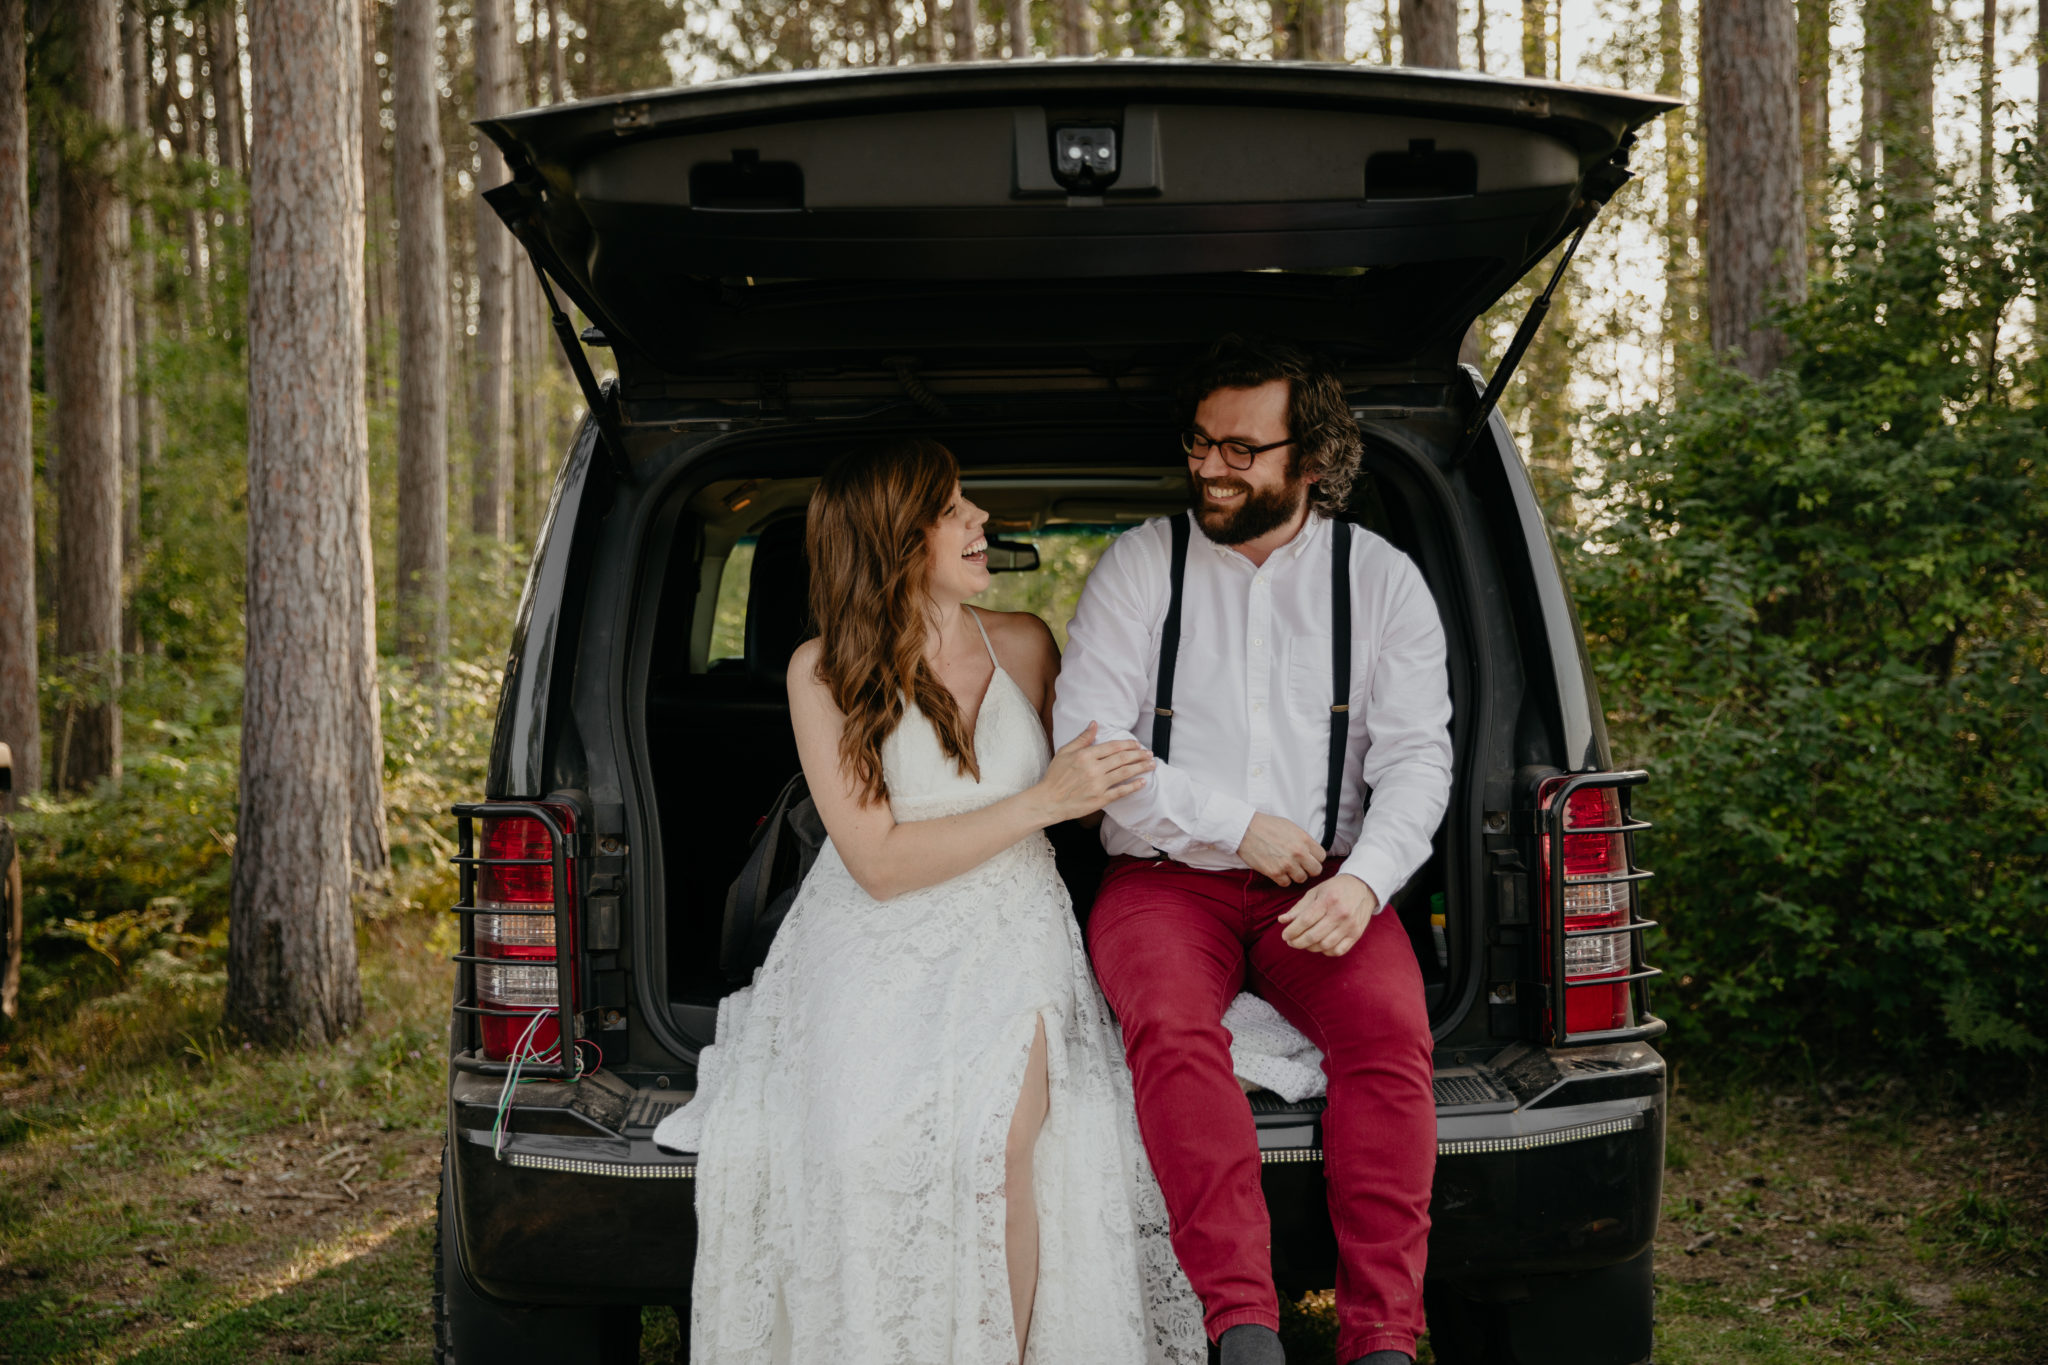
[449,800,586,1079]
[1536,771,1666,1048]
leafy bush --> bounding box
[1570,180,2048,1066]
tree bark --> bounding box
[1400,0,1458,67]
[470,0,512,545]
[1978,0,1997,217]
[1798,0,1831,246]
[1181,0,1210,55]
[2038,0,2045,148]
[362,0,391,401]
[1522,0,1546,75]
[393,0,448,661]
[1007,0,1030,56]
[0,0,37,807]
[122,0,155,659]
[232,0,368,1044]
[548,0,567,96]
[1865,0,1936,201]
[950,0,977,58]
[208,2,246,179]
[1058,0,1092,55]
[1660,0,1698,381]
[1703,0,1807,377]
[52,0,125,791]
[1476,0,1488,71]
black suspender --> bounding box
[1151,512,1191,764]
[1151,512,1357,854]
[1323,519,1353,852]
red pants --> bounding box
[1088,857,1435,1362]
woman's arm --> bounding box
[788,640,1152,901]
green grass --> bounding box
[6,920,2046,1364]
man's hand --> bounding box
[1237,812,1325,886]
[1279,874,1380,957]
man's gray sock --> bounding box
[1344,1352,1413,1365]
[1217,1323,1286,1365]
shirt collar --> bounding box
[1196,509,1328,566]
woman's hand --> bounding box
[1032,722,1155,824]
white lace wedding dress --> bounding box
[655,613,1204,1365]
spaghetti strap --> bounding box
[966,606,999,668]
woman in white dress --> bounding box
[655,438,1204,1365]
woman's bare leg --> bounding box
[1005,1015,1051,1363]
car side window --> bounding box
[707,537,756,669]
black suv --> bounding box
[437,60,1675,1365]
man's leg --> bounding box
[1248,896,1434,1362]
[1087,858,1277,1343]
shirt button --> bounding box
[1252,765,1263,777]
[1252,637,1263,647]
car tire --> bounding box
[434,1148,644,1365]
[1425,1248,1654,1365]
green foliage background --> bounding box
[1568,174,2048,1065]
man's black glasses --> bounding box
[1180,429,1293,471]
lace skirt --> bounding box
[682,834,1204,1365]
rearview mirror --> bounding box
[985,538,1039,573]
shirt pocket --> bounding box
[1285,633,1336,723]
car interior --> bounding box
[632,428,1455,1046]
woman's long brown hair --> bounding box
[805,438,982,805]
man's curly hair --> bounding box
[1177,335,1362,518]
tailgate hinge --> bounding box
[1453,139,1636,466]
[527,259,634,484]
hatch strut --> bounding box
[1453,213,1596,466]
[525,257,634,483]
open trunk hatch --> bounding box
[480,61,1674,383]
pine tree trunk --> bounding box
[362,0,389,401]
[346,387,388,885]
[1400,0,1458,67]
[208,3,246,180]
[1798,0,1831,246]
[52,0,125,791]
[950,0,977,58]
[121,0,154,659]
[2038,0,2045,148]
[1475,0,1488,71]
[1059,0,1092,55]
[232,0,368,1045]
[1522,0,1546,74]
[393,0,448,662]
[1865,0,1936,201]
[1660,0,1697,383]
[1703,0,1806,377]
[548,0,567,96]
[470,0,512,545]
[1182,0,1210,55]
[1979,0,1997,217]
[0,0,37,807]
[1007,0,1030,55]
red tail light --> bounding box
[1539,777,1648,1039]
[474,810,576,1061]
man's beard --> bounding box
[1189,470,1308,546]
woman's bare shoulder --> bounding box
[786,638,828,699]
[977,609,1059,702]
[978,607,1057,656]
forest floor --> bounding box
[2,913,2043,1365]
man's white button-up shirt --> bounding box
[1052,511,1454,907]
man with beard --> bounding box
[1053,335,1453,1365]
